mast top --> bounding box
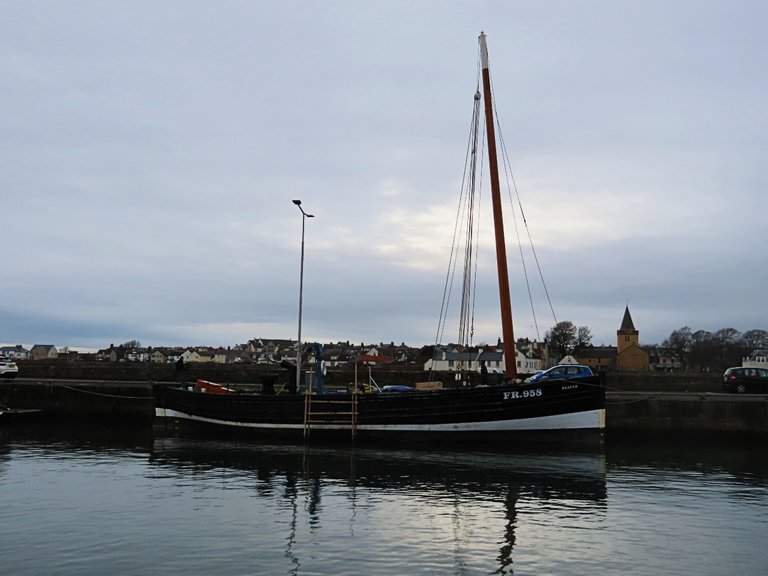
[479,31,489,70]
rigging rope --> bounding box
[433,51,486,378]
[482,64,558,342]
[434,84,482,349]
[434,40,558,366]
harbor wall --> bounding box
[2,378,766,437]
[606,391,768,436]
[0,379,154,421]
[11,360,722,392]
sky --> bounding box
[2,1,767,352]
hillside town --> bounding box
[6,306,753,374]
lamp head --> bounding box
[292,199,301,206]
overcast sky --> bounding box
[2,1,766,352]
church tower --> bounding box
[616,305,648,370]
[617,305,639,354]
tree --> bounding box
[663,326,768,372]
[741,329,768,351]
[689,330,714,371]
[663,327,693,370]
[546,321,576,360]
[713,328,741,369]
[576,326,593,350]
[545,321,592,361]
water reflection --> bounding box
[605,433,768,487]
[147,433,608,575]
[1,421,765,576]
[0,418,155,453]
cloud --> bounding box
[1,1,766,352]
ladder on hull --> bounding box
[303,390,359,440]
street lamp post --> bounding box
[293,199,314,394]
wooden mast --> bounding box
[479,32,517,380]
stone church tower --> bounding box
[617,306,639,354]
[616,306,649,370]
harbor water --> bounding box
[0,422,765,575]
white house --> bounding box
[743,350,768,369]
[424,348,542,374]
[0,345,29,359]
[183,349,215,363]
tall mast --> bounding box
[479,32,517,380]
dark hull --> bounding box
[155,377,605,443]
[0,407,42,423]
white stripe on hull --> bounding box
[155,407,606,432]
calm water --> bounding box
[0,422,765,576]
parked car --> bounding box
[0,357,18,379]
[526,364,593,384]
[722,367,768,393]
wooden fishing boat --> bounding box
[154,32,606,442]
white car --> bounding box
[0,357,18,379]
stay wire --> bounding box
[434,76,484,350]
[489,80,559,339]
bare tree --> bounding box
[576,326,593,350]
[741,329,768,351]
[713,328,741,369]
[689,330,714,370]
[663,327,692,370]
[663,326,768,371]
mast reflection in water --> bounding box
[0,423,766,575]
[148,436,607,575]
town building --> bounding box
[578,306,650,371]
[616,306,650,370]
[30,344,58,360]
[423,341,542,374]
[742,350,768,369]
[0,345,30,359]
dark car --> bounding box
[527,364,594,384]
[722,367,768,393]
